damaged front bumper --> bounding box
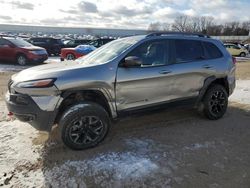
[5,91,60,132]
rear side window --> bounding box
[203,42,223,59]
[31,38,44,43]
[175,40,203,63]
[0,39,9,46]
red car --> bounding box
[60,45,96,61]
[0,37,48,65]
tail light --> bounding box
[232,56,236,64]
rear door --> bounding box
[162,39,219,99]
[0,39,15,61]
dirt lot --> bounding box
[0,62,250,187]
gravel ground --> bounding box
[0,62,250,187]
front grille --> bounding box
[8,79,13,93]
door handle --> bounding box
[202,64,213,69]
[159,70,172,74]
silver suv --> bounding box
[6,32,236,150]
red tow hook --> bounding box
[8,112,13,116]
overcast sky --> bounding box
[0,0,249,29]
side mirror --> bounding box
[122,56,142,67]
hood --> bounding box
[12,61,102,83]
[21,46,45,51]
[62,48,75,51]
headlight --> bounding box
[16,78,56,88]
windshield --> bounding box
[76,37,142,65]
[8,38,33,47]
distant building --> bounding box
[0,24,147,37]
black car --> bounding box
[27,37,64,56]
[87,38,114,48]
[64,39,91,48]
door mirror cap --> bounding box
[123,56,142,67]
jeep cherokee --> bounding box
[5,32,236,150]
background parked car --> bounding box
[60,45,96,61]
[244,44,250,52]
[64,39,91,48]
[87,38,114,48]
[0,37,48,65]
[27,37,64,56]
[224,43,249,57]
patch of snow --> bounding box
[45,57,61,64]
[44,152,158,188]
[0,57,61,72]
[229,80,250,104]
[125,138,155,154]
[0,64,31,72]
[183,141,215,151]
[236,57,250,62]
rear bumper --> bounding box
[228,77,236,96]
[5,92,57,132]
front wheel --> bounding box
[16,54,27,65]
[203,84,228,120]
[66,53,75,60]
[59,102,110,150]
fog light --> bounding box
[16,96,28,105]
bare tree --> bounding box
[148,22,171,31]
[148,22,162,31]
[162,22,171,31]
[200,16,214,34]
[147,15,249,36]
[172,15,188,32]
[187,16,201,32]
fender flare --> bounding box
[195,76,217,106]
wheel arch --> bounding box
[16,52,27,59]
[54,89,114,124]
[196,76,229,106]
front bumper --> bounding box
[5,92,57,132]
[27,54,48,63]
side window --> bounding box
[32,38,43,43]
[232,45,240,49]
[45,38,52,43]
[0,39,10,47]
[68,40,75,45]
[126,40,168,67]
[203,42,223,59]
[175,40,203,63]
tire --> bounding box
[239,52,246,57]
[16,54,27,66]
[203,84,228,120]
[59,102,110,150]
[66,53,75,60]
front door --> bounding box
[116,39,173,111]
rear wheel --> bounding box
[59,102,110,150]
[239,52,246,57]
[16,54,27,66]
[66,53,75,60]
[203,84,228,120]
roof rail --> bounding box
[146,32,210,38]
